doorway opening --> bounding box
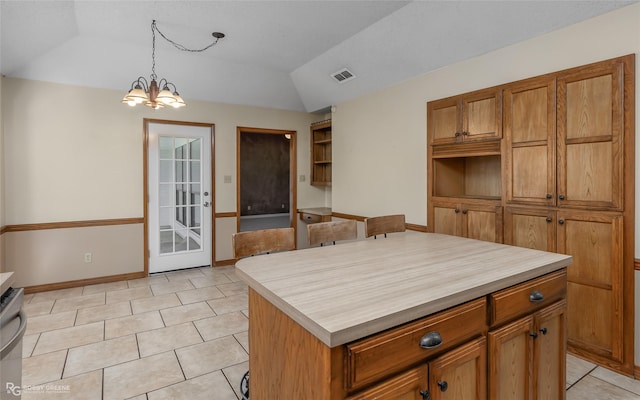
[144,119,215,274]
[236,127,296,234]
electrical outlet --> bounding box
[299,174,306,182]
[281,204,285,208]
[84,253,92,263]
[224,175,232,183]
[247,205,251,211]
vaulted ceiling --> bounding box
[1,1,636,112]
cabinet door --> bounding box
[533,300,566,400]
[504,78,556,206]
[346,365,428,400]
[428,97,461,145]
[557,60,624,210]
[488,316,534,400]
[432,201,462,237]
[428,337,486,400]
[462,88,501,142]
[504,207,556,252]
[557,210,624,363]
[462,204,503,243]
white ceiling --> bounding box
[1,1,637,112]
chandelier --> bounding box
[122,20,225,109]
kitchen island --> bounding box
[236,232,572,399]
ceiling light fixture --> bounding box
[122,20,225,109]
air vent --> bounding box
[331,68,356,84]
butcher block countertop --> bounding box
[235,231,572,348]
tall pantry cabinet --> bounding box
[427,54,635,375]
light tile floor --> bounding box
[19,266,640,399]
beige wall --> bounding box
[6,224,144,287]
[333,3,640,227]
[332,3,640,363]
[1,78,327,286]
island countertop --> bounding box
[235,232,572,348]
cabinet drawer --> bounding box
[345,298,486,391]
[489,269,566,327]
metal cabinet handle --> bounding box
[529,290,544,302]
[454,208,460,214]
[203,202,210,207]
[558,219,565,225]
[462,210,468,215]
[530,332,539,339]
[546,193,552,199]
[419,331,443,349]
[454,132,460,137]
[559,194,565,200]
[420,390,431,400]
[540,327,548,335]
[546,217,552,223]
[437,381,449,392]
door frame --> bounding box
[143,118,216,274]
[236,127,297,244]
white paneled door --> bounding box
[148,122,212,273]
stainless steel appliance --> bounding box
[1,286,26,400]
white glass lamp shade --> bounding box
[157,88,177,105]
[126,87,149,104]
[171,93,186,108]
[121,95,137,107]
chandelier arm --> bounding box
[134,77,149,91]
[152,19,223,53]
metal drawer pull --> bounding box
[420,390,431,400]
[438,381,448,392]
[419,331,443,349]
[529,290,544,303]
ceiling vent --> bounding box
[331,68,356,84]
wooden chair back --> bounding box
[232,227,295,259]
[364,214,406,238]
[307,220,357,247]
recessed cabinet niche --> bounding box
[428,54,635,376]
[433,156,501,199]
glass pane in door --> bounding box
[159,137,203,254]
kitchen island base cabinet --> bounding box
[248,288,345,399]
[238,234,571,399]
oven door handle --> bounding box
[1,310,27,358]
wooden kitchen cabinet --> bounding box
[488,302,566,400]
[432,200,502,243]
[345,365,428,400]
[430,54,634,375]
[427,337,486,400]
[500,55,635,373]
[504,207,626,369]
[503,76,556,207]
[427,87,503,245]
[428,88,502,145]
[505,60,626,211]
[349,337,487,400]
[557,61,625,211]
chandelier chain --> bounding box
[151,21,157,80]
[152,20,223,54]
